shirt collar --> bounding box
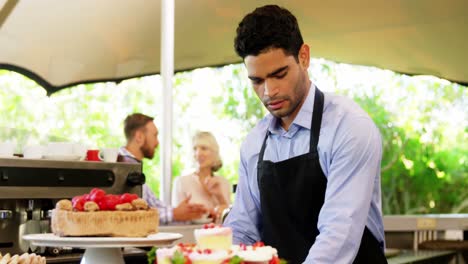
[267,82,315,135]
[119,146,142,163]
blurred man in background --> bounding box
[119,113,207,224]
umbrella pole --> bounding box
[160,0,174,204]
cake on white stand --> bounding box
[23,233,182,264]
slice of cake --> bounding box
[194,223,232,250]
[149,226,282,264]
[188,249,232,264]
[156,243,233,264]
[232,242,279,264]
[51,188,159,237]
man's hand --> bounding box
[173,195,207,221]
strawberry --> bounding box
[269,256,280,264]
[89,189,106,203]
[105,194,121,210]
[72,195,86,211]
[97,199,108,210]
[90,188,106,196]
[71,195,82,204]
[119,193,138,204]
[253,241,264,247]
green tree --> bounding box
[1,60,466,214]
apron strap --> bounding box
[310,87,324,153]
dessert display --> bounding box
[0,252,46,264]
[153,223,281,264]
[232,242,279,264]
[51,188,159,237]
[194,225,232,250]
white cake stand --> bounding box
[23,233,182,264]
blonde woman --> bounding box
[172,131,231,222]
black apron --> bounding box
[257,88,387,264]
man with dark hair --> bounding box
[224,5,387,264]
[120,113,207,224]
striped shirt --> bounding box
[119,147,174,224]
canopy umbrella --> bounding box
[1,0,467,202]
[1,0,468,95]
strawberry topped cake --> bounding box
[194,224,232,250]
[51,188,158,237]
[233,242,279,264]
[153,224,282,264]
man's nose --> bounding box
[263,79,278,97]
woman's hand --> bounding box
[210,204,229,224]
[203,177,227,203]
[173,194,207,221]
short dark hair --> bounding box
[124,113,154,141]
[234,5,304,60]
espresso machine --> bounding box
[0,157,144,256]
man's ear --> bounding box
[298,44,310,69]
[134,130,144,146]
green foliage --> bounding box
[147,247,157,264]
[0,59,466,215]
[171,251,186,264]
[307,61,467,214]
[227,255,244,264]
[212,65,265,131]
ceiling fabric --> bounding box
[1,0,467,94]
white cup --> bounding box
[23,145,44,159]
[0,142,16,157]
[100,148,119,162]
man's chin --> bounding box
[269,108,289,119]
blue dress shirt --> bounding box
[224,84,385,263]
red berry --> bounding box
[105,194,121,210]
[90,190,106,203]
[71,195,82,204]
[203,249,212,254]
[72,196,86,211]
[253,241,265,247]
[120,193,138,204]
[83,194,91,201]
[269,256,280,264]
[90,188,106,196]
[97,199,108,210]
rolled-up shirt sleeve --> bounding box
[224,146,262,244]
[143,184,173,224]
[305,116,382,263]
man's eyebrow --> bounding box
[267,66,289,78]
[248,66,289,80]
